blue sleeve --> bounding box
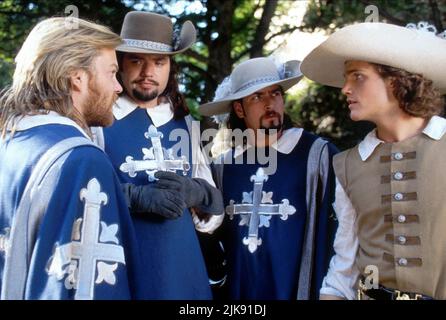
[311,142,339,299]
[25,146,142,300]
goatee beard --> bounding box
[260,123,283,136]
[260,112,283,135]
[132,89,159,102]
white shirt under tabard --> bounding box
[320,115,446,299]
[233,126,304,158]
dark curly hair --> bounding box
[372,63,444,119]
[117,53,189,119]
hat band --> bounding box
[234,76,280,94]
[123,38,173,52]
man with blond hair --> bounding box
[0,17,144,299]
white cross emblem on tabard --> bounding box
[225,168,296,253]
[119,125,190,181]
[46,178,125,300]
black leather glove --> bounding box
[154,171,224,215]
[121,183,187,219]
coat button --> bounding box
[394,172,404,180]
[398,236,407,244]
[398,258,408,266]
[393,152,404,160]
[397,215,406,223]
[394,193,404,201]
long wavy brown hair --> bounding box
[163,58,190,119]
[373,63,444,118]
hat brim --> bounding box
[116,20,196,55]
[199,74,303,117]
[301,22,446,94]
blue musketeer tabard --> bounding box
[0,112,143,299]
[101,97,211,299]
[219,129,337,299]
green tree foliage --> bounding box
[302,0,446,32]
[0,0,301,121]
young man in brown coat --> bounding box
[302,21,446,300]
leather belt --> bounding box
[357,278,433,300]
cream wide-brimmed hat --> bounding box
[117,11,196,55]
[301,22,446,93]
[199,57,303,117]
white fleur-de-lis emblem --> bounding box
[46,178,126,300]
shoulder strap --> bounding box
[1,137,99,300]
[332,149,350,190]
[185,115,215,181]
[90,126,105,151]
[211,162,224,194]
[297,137,329,300]
[184,115,200,177]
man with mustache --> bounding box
[0,17,144,299]
[92,12,224,299]
[198,57,338,299]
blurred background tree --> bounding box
[1,0,445,150]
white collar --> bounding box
[233,127,304,158]
[358,115,446,161]
[113,95,173,127]
[6,111,90,139]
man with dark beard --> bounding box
[198,57,338,299]
[0,17,145,299]
[92,11,224,299]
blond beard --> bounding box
[82,79,117,127]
